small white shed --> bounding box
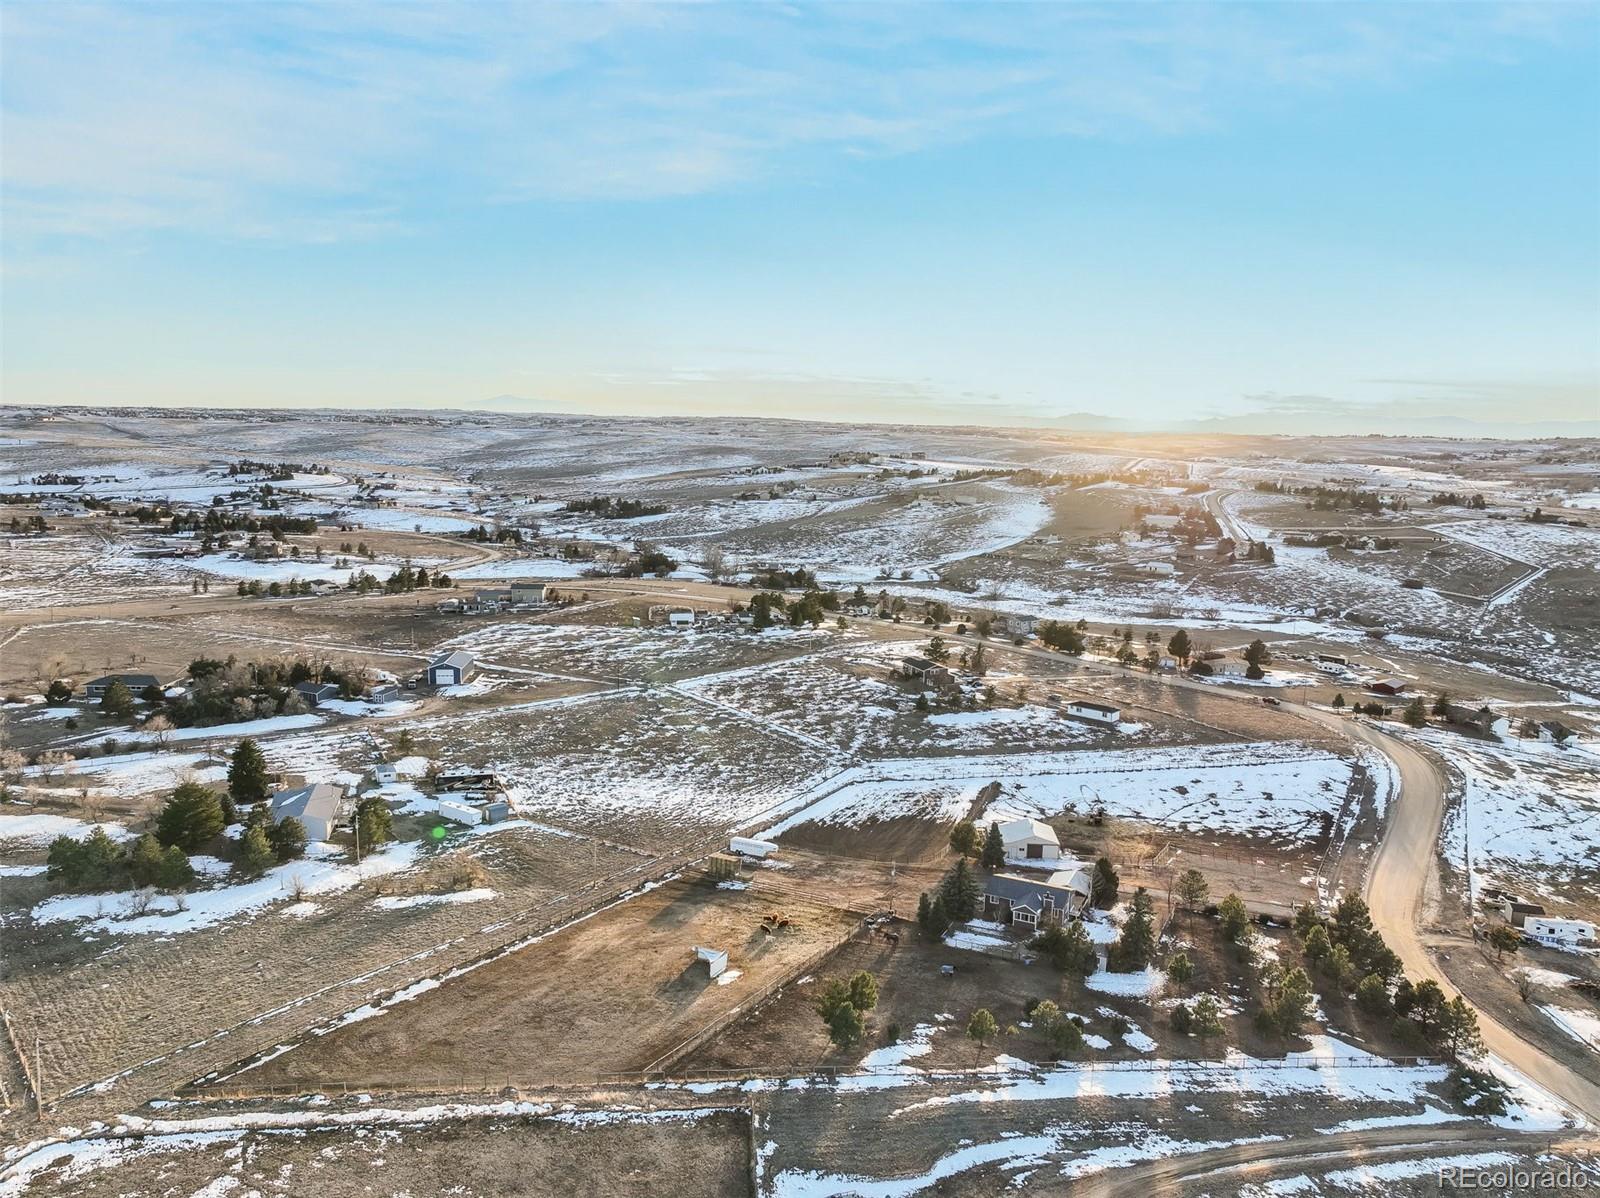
[1064,700,1121,726]
[695,946,728,979]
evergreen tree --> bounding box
[157,845,195,891]
[1437,997,1484,1059]
[980,821,1005,870]
[1488,925,1521,962]
[1192,994,1224,1037]
[1174,868,1209,917]
[126,833,166,887]
[155,781,225,852]
[234,824,275,875]
[1243,639,1271,669]
[938,858,981,920]
[1109,887,1156,972]
[1032,919,1097,977]
[916,891,933,931]
[355,796,392,848]
[268,816,308,863]
[847,971,879,1013]
[1402,697,1427,728]
[1303,924,1332,965]
[966,1008,998,1050]
[44,679,72,704]
[1332,693,1345,709]
[1167,951,1194,993]
[926,893,950,938]
[1166,628,1192,666]
[1356,973,1391,1016]
[100,679,135,720]
[925,635,950,664]
[948,820,978,857]
[1090,856,1119,908]
[1218,893,1250,943]
[228,738,271,804]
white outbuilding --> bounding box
[997,817,1062,868]
[1063,700,1121,726]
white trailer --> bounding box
[730,836,779,859]
[437,798,484,826]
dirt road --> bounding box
[1300,708,1600,1129]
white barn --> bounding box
[997,817,1062,867]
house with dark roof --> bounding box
[294,681,340,707]
[899,656,950,688]
[84,673,160,700]
[982,866,1093,932]
[1439,702,1509,739]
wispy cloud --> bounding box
[3,1,1587,244]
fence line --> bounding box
[194,1051,1446,1104]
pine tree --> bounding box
[966,1008,998,1050]
[916,891,933,931]
[1166,629,1192,666]
[1174,868,1209,917]
[1332,693,1345,709]
[847,971,879,1013]
[157,845,195,890]
[926,893,950,938]
[155,781,225,852]
[126,833,166,887]
[939,858,981,920]
[1192,994,1224,1037]
[1218,893,1250,943]
[1032,919,1096,977]
[234,824,274,875]
[948,821,978,857]
[1167,951,1193,993]
[1091,857,1119,908]
[355,796,392,848]
[1356,973,1391,1016]
[980,822,1005,870]
[228,738,271,804]
[268,816,308,863]
[1402,697,1427,728]
[100,679,135,720]
[1109,887,1156,972]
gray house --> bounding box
[426,650,475,688]
[982,867,1094,932]
[269,782,351,842]
[294,681,340,707]
[84,673,160,700]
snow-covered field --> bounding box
[763,741,1366,842]
[1426,730,1600,902]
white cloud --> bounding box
[1,1,1588,242]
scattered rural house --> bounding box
[435,597,464,614]
[1063,700,1122,726]
[509,582,547,605]
[981,866,1093,931]
[667,609,695,628]
[730,836,779,859]
[997,817,1062,867]
[471,589,512,613]
[899,656,951,689]
[1523,917,1597,949]
[371,762,399,786]
[1369,678,1409,696]
[997,613,1038,637]
[368,683,402,704]
[1498,898,1547,928]
[83,673,160,700]
[426,650,475,688]
[269,782,351,842]
[1158,655,1178,671]
[293,681,340,707]
[1211,659,1250,678]
[1439,702,1510,739]
[1142,514,1183,532]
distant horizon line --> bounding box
[3,398,1598,444]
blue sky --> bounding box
[3,1,1597,433]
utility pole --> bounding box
[34,1033,43,1120]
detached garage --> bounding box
[426,650,476,688]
